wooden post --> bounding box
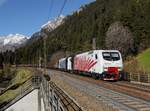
[44,34,47,75]
[130,73,132,81]
[148,74,150,83]
[92,38,96,50]
[138,73,140,82]
[38,89,41,111]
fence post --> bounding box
[51,89,54,111]
[148,74,150,83]
[48,83,50,107]
[56,96,60,111]
[38,89,41,111]
[138,73,140,83]
[130,73,132,81]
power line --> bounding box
[57,0,67,18]
[47,0,54,21]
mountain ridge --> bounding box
[41,15,65,32]
[0,34,28,52]
[1,0,150,65]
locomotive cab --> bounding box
[102,51,123,81]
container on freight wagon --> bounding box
[58,58,67,70]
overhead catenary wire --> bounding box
[57,0,67,18]
[47,0,54,21]
[39,0,54,71]
[40,0,68,70]
[47,0,67,22]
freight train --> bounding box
[58,50,124,81]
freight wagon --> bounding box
[58,50,123,81]
[58,58,67,70]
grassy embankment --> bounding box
[0,68,33,104]
[125,48,150,74]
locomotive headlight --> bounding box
[103,67,108,71]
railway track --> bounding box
[113,81,150,92]
[49,81,83,111]
[99,81,150,102]
[50,70,150,111]
[56,70,150,101]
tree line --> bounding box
[1,0,150,65]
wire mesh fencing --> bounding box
[128,73,150,85]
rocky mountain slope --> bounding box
[41,15,65,32]
[27,15,65,46]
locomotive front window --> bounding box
[111,52,120,61]
[102,52,111,61]
[103,52,120,61]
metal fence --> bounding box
[39,76,83,111]
[0,73,83,111]
[128,73,150,85]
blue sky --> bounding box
[0,0,94,37]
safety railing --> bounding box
[128,73,150,85]
[0,72,83,111]
[40,75,83,111]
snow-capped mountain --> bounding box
[41,15,65,32]
[0,34,28,52]
[0,34,28,46]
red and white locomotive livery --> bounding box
[58,50,123,81]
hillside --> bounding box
[137,48,150,72]
[0,68,33,107]
[125,48,150,73]
[3,0,150,65]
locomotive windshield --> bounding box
[102,52,120,61]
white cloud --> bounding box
[0,0,8,7]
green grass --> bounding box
[125,48,150,73]
[0,89,18,102]
[0,68,33,103]
[5,68,32,90]
[11,68,32,84]
[137,48,150,72]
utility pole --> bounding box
[39,50,42,69]
[12,45,17,70]
[37,32,48,75]
[14,47,17,70]
[92,37,96,50]
[43,34,47,75]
